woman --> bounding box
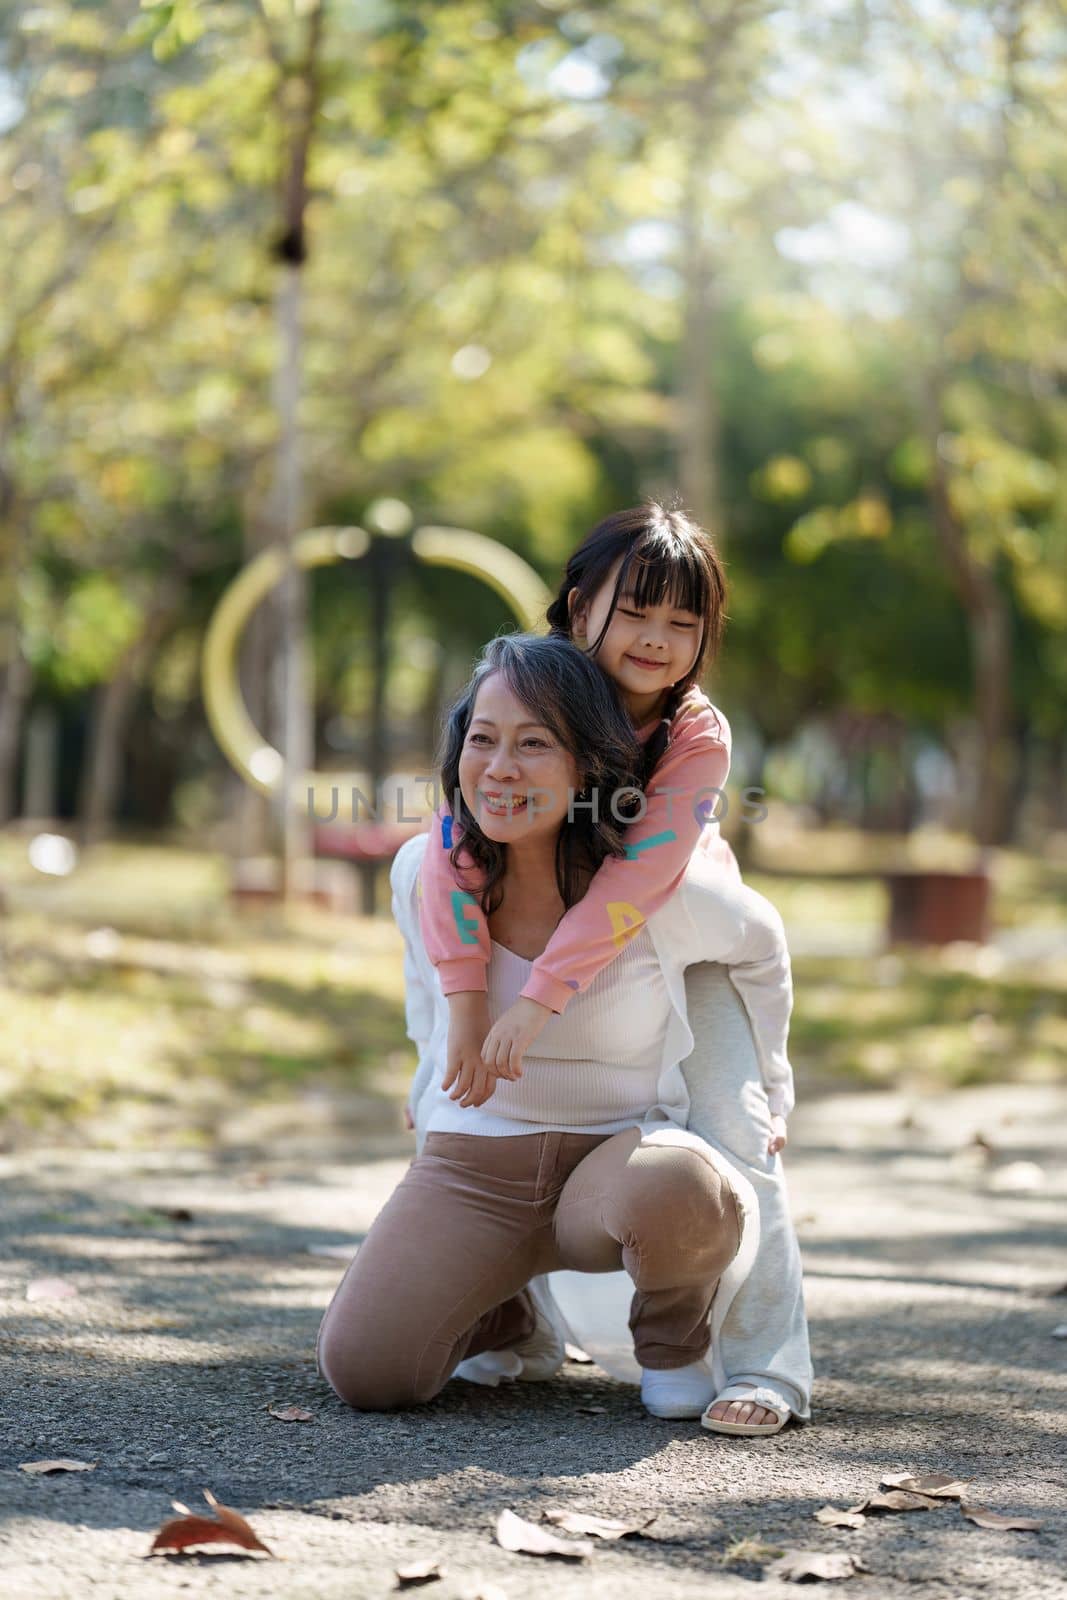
[317,634,811,1428]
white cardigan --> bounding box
[389,831,800,1402]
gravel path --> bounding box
[1,1083,1064,1600]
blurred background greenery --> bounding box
[0,0,1064,1150]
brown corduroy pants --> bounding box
[316,1126,742,1411]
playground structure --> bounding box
[201,522,551,910]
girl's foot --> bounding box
[701,1382,791,1436]
[705,1398,779,1427]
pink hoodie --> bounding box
[416,686,740,1013]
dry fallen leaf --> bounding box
[149,1487,274,1556]
[542,1508,657,1541]
[813,1506,866,1529]
[880,1472,968,1499]
[19,1458,96,1475]
[960,1505,1042,1532]
[769,1549,868,1582]
[495,1509,592,1560]
[395,1556,444,1587]
[847,1490,939,1515]
[267,1404,313,1423]
[26,1277,79,1302]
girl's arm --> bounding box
[416,803,491,995]
[518,703,731,1013]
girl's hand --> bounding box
[768,1115,788,1156]
[481,996,553,1080]
[442,992,512,1108]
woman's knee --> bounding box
[316,1309,443,1412]
[620,1145,743,1282]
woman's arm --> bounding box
[390,837,443,1123]
[517,704,731,1013]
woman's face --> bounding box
[458,671,582,846]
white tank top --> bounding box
[424,925,675,1137]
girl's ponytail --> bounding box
[638,679,689,789]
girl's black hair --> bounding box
[437,633,643,919]
[544,499,728,786]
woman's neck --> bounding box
[502,834,566,919]
[488,834,583,958]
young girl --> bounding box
[418,500,791,1158]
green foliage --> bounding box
[0,0,1064,824]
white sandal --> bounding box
[701,1383,791,1437]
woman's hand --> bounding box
[768,1115,787,1156]
[481,996,553,1080]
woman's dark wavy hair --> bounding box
[437,633,643,919]
[544,498,728,787]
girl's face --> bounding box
[458,671,582,847]
[568,555,703,718]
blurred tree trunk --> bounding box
[236,489,277,858]
[0,642,31,825]
[263,0,325,902]
[924,382,1015,849]
[674,1,772,540]
[678,143,722,540]
[22,703,59,822]
[77,586,181,847]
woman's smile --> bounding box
[479,789,529,815]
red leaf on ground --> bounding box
[149,1488,273,1555]
[267,1404,313,1422]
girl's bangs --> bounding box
[623,539,709,618]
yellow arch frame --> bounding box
[201,524,552,808]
